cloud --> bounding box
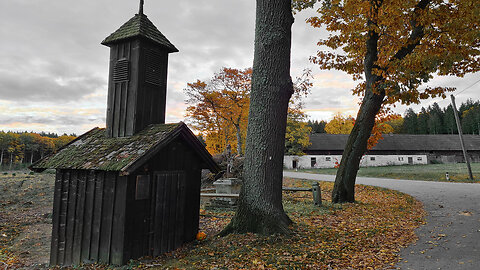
[0,0,478,134]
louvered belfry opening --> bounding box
[102,12,178,137]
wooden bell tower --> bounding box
[102,0,178,137]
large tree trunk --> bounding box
[221,0,294,235]
[331,0,429,203]
[332,26,384,203]
[332,89,384,203]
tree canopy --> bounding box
[0,131,76,169]
[297,0,480,203]
[185,67,313,157]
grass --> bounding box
[298,163,480,182]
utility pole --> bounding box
[451,95,474,180]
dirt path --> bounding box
[284,171,480,270]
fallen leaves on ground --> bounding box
[1,174,425,269]
[132,178,425,269]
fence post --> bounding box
[312,182,321,206]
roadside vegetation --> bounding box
[1,173,425,269]
[298,163,480,183]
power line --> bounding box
[418,77,480,107]
[455,77,480,96]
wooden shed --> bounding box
[31,123,219,266]
[30,2,219,266]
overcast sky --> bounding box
[0,0,478,135]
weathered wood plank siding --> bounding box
[106,40,169,138]
[122,138,203,260]
[50,170,127,266]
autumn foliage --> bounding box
[185,67,313,156]
[305,0,479,105]
[297,0,480,203]
[121,179,425,269]
[324,111,397,149]
[185,68,251,155]
[324,113,355,134]
[0,131,76,169]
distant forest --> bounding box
[0,131,77,170]
[308,99,480,135]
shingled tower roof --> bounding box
[101,13,178,52]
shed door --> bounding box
[152,171,186,256]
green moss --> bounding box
[31,123,181,172]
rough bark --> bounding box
[332,89,384,203]
[221,0,294,235]
[332,0,431,203]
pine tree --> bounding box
[403,108,418,134]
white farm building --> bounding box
[284,134,480,169]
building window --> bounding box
[326,157,331,161]
[417,157,423,161]
[292,160,298,169]
[311,157,316,168]
[398,157,404,161]
[370,156,376,161]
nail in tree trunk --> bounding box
[221,0,294,235]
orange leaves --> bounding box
[138,180,425,269]
[307,0,479,105]
[184,67,251,155]
[186,67,313,156]
[367,107,400,150]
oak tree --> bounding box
[301,0,480,202]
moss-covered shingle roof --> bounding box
[31,123,219,174]
[102,14,178,53]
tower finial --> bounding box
[139,0,144,15]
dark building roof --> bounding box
[102,13,178,52]
[31,122,219,175]
[307,134,480,152]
